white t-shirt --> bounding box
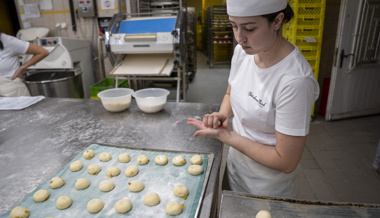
[0,33,29,78]
[227,44,319,198]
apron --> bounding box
[227,146,300,198]
[0,77,30,97]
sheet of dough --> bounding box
[110,54,174,76]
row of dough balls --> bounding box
[11,185,189,217]
[71,161,203,178]
[48,176,188,196]
[83,149,204,166]
[73,152,205,176]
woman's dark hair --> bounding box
[262,4,294,25]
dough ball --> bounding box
[99,152,112,162]
[75,178,90,190]
[137,155,150,165]
[143,192,160,206]
[99,180,115,192]
[256,210,272,218]
[50,177,65,189]
[165,201,183,215]
[188,165,203,175]
[83,149,95,160]
[172,155,186,166]
[87,199,104,213]
[190,155,203,165]
[33,189,50,202]
[128,180,144,192]
[118,153,131,163]
[155,155,168,165]
[9,206,29,218]
[69,160,83,172]
[114,199,132,214]
[106,166,121,178]
[56,196,72,210]
[173,185,189,199]
[87,164,101,175]
[125,165,139,177]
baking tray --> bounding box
[220,190,380,218]
[1,143,214,218]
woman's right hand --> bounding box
[202,112,228,129]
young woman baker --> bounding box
[187,0,319,198]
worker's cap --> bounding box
[227,0,287,17]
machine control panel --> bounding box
[78,0,96,17]
[39,38,60,47]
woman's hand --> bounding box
[203,112,229,129]
[11,66,26,80]
[187,117,230,139]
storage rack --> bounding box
[205,5,233,68]
[136,0,182,15]
[186,8,197,81]
[282,0,326,115]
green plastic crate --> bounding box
[90,78,129,99]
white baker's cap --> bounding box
[227,0,287,17]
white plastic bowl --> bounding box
[97,88,134,112]
[132,88,170,113]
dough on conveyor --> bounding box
[155,155,168,165]
[137,155,150,165]
[99,152,112,162]
[165,201,183,215]
[33,189,50,202]
[128,180,144,192]
[172,155,186,166]
[173,185,189,199]
[125,165,139,177]
[106,166,121,178]
[83,149,95,160]
[143,192,160,206]
[56,196,72,210]
[87,164,101,175]
[49,177,65,189]
[188,165,203,175]
[190,155,203,165]
[69,160,83,172]
[118,153,131,163]
[9,206,29,218]
[99,180,115,192]
[115,199,132,213]
[75,178,90,190]
[87,199,104,213]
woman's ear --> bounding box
[273,12,285,30]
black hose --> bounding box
[69,0,77,32]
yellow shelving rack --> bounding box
[283,0,327,115]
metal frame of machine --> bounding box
[104,1,188,102]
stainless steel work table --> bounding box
[0,98,223,217]
[219,190,380,217]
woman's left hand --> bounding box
[187,118,229,139]
[11,67,25,80]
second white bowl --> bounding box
[132,88,170,113]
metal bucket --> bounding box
[25,70,84,98]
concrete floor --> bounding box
[187,52,380,205]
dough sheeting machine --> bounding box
[105,6,188,102]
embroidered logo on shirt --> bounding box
[248,91,266,108]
